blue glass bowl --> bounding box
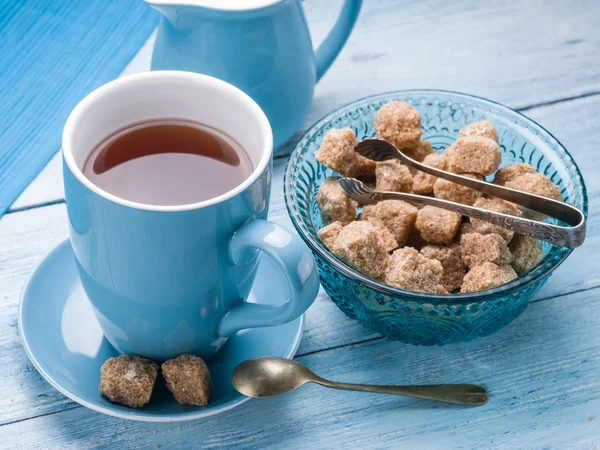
[283,90,588,345]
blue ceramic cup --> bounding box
[62,71,319,362]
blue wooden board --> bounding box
[1,0,600,448]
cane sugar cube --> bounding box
[505,172,563,221]
[433,173,484,206]
[412,153,447,195]
[99,355,159,408]
[317,221,346,250]
[404,140,436,162]
[421,243,466,292]
[331,221,390,278]
[505,171,562,201]
[455,221,476,242]
[493,163,537,186]
[384,247,445,293]
[415,206,462,244]
[459,121,498,142]
[460,232,512,267]
[374,101,422,149]
[316,177,358,224]
[460,262,517,293]
[363,217,399,252]
[375,159,413,193]
[314,128,361,177]
[470,196,522,243]
[446,136,501,176]
[361,200,418,246]
[509,234,543,275]
[357,156,378,180]
[405,227,427,251]
[162,355,213,406]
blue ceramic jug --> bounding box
[146,0,362,150]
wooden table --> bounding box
[1,1,599,448]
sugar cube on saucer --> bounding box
[99,355,159,408]
[162,355,213,407]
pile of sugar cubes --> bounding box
[315,101,563,294]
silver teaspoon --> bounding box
[232,357,488,406]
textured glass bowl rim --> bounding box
[284,89,589,304]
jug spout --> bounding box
[144,0,284,28]
[144,0,183,28]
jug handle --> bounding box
[314,0,363,81]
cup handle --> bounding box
[217,219,320,337]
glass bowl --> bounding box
[284,90,588,346]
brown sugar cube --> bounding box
[361,200,418,246]
[455,221,476,242]
[314,128,361,177]
[99,355,159,408]
[509,234,543,275]
[459,121,498,142]
[412,153,447,195]
[316,177,358,224]
[317,221,346,250]
[461,262,517,293]
[375,159,413,193]
[406,227,427,251]
[162,355,213,406]
[362,217,399,252]
[433,173,484,206]
[505,172,563,221]
[446,136,501,176]
[405,140,436,162]
[493,163,537,186]
[470,196,522,243]
[374,101,421,149]
[314,128,376,179]
[461,233,512,267]
[415,206,462,244]
[332,221,390,278]
[356,157,378,180]
[421,243,466,292]
[385,247,445,293]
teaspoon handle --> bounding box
[312,378,488,406]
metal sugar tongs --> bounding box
[340,139,586,248]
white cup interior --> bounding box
[62,71,273,211]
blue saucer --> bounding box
[18,239,304,422]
